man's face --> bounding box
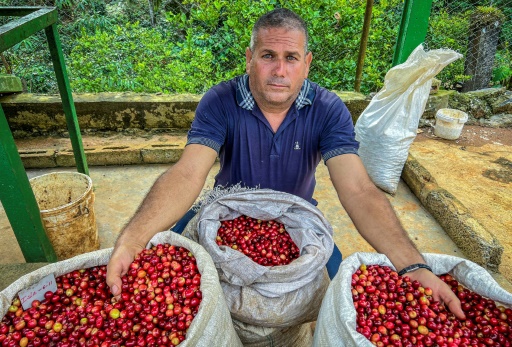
[246,27,312,113]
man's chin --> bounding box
[264,93,293,106]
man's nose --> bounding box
[272,58,286,76]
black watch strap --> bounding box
[398,263,433,277]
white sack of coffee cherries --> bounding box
[312,252,512,347]
[0,231,243,347]
[182,188,333,328]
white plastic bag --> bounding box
[355,44,462,194]
[0,231,243,347]
[312,252,512,347]
[182,188,333,328]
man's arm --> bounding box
[106,144,218,297]
[326,153,465,319]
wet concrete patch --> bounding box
[483,157,512,184]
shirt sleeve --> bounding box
[319,93,360,163]
[186,86,228,154]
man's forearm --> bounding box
[326,154,426,272]
[115,168,200,247]
[342,184,425,271]
[115,144,217,248]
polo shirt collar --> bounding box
[236,74,315,111]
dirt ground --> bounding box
[417,124,512,147]
[412,125,512,281]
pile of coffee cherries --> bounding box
[216,215,300,266]
[352,264,511,347]
[0,243,202,347]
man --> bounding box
[107,8,464,319]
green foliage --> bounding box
[0,0,510,94]
[163,0,275,87]
[359,0,403,92]
[161,0,402,93]
[428,0,512,90]
[69,22,216,93]
[2,30,57,92]
[472,6,505,25]
[426,9,470,89]
[492,48,512,89]
[0,0,119,91]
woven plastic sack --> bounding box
[232,318,314,347]
[355,44,462,194]
[312,252,512,347]
[0,231,243,347]
[182,188,333,328]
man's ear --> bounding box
[245,47,252,74]
[304,51,313,78]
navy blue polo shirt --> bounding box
[186,74,359,204]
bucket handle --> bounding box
[81,206,90,215]
[78,191,94,216]
[72,205,90,218]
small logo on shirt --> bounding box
[294,141,301,150]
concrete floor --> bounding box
[412,125,512,281]
[2,161,511,292]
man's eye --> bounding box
[287,56,298,61]
[262,54,273,59]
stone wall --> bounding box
[1,93,201,137]
[449,88,512,128]
[1,88,510,138]
[420,87,512,128]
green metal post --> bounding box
[392,0,433,66]
[0,7,89,262]
[45,24,89,176]
[0,106,58,262]
[0,8,57,51]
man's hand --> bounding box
[106,238,146,299]
[407,268,466,320]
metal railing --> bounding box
[0,6,88,262]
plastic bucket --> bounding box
[29,172,100,260]
[434,108,469,140]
